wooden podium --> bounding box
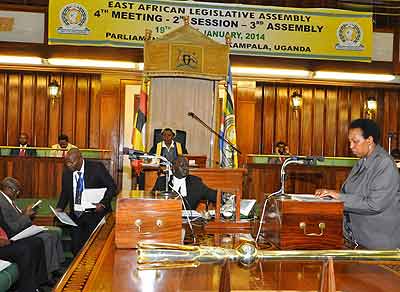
[115,190,182,248]
[258,196,344,249]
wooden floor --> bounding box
[54,215,400,292]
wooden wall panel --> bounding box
[262,84,276,153]
[0,73,6,145]
[382,89,400,150]
[0,70,125,186]
[300,87,313,155]
[61,74,76,143]
[89,76,101,148]
[325,87,338,156]
[275,85,289,144]
[75,75,90,147]
[312,87,325,155]
[8,74,20,145]
[21,74,34,135]
[236,84,258,163]
[236,82,400,159]
[349,88,363,121]
[34,74,48,146]
[337,87,350,156]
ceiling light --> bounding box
[314,71,395,82]
[47,58,142,70]
[0,55,42,65]
[231,67,310,78]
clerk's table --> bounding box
[54,191,400,292]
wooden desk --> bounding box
[54,215,400,292]
[144,167,247,194]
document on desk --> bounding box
[290,194,339,202]
[81,188,107,208]
[10,225,47,241]
[50,205,78,227]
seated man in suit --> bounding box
[152,156,216,210]
[56,148,117,255]
[0,177,64,282]
[51,133,77,157]
[10,132,37,156]
[149,128,188,163]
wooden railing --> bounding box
[0,156,112,198]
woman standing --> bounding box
[315,119,400,249]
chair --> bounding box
[153,128,187,150]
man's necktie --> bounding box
[11,200,21,213]
[19,148,25,157]
[75,172,83,204]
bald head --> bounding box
[65,148,83,172]
[172,156,189,179]
[0,177,22,200]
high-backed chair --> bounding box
[153,129,187,150]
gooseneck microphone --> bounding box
[187,112,195,117]
[280,156,325,194]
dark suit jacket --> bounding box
[0,191,31,237]
[56,160,117,213]
[152,175,216,210]
[10,145,36,156]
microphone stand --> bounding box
[388,132,399,155]
[277,156,324,200]
[188,112,241,165]
[128,152,173,192]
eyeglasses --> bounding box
[7,186,20,195]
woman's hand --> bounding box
[315,189,340,199]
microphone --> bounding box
[290,156,324,166]
[187,112,194,118]
[301,156,325,166]
[122,147,146,159]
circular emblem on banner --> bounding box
[224,115,237,142]
[57,3,90,35]
[335,22,364,51]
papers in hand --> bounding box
[0,260,11,272]
[182,210,202,218]
[10,225,47,241]
[75,188,106,212]
[50,206,78,227]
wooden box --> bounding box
[115,191,182,248]
[260,196,344,250]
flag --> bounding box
[219,63,238,168]
[132,78,149,151]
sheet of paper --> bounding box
[10,225,47,241]
[240,199,256,217]
[81,188,107,208]
[50,205,78,227]
[290,194,339,202]
[0,260,11,272]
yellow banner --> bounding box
[48,0,372,62]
